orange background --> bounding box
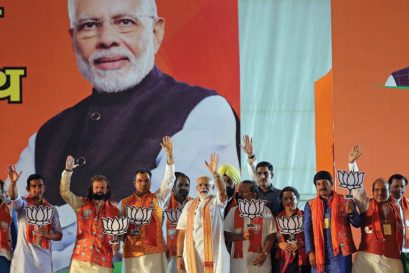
[331,0,409,190]
[0,0,240,175]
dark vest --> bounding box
[392,66,409,87]
[35,67,232,205]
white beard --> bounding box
[74,41,155,93]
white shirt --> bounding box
[10,196,61,273]
[224,206,276,273]
[177,194,229,273]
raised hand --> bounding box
[205,153,219,175]
[345,199,354,215]
[65,155,79,171]
[240,135,254,157]
[160,136,174,164]
[7,165,22,184]
[348,145,361,163]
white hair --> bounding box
[68,0,158,28]
[74,39,155,93]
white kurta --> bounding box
[123,252,167,273]
[177,194,230,273]
[10,196,61,273]
[352,252,403,273]
[224,206,276,273]
[349,162,404,273]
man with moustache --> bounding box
[60,155,120,273]
[164,172,191,273]
[8,166,62,273]
[303,171,359,273]
[348,146,404,273]
[119,136,175,273]
[241,135,281,216]
[176,153,230,273]
[388,174,409,272]
[12,1,239,269]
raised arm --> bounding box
[60,155,83,211]
[348,145,369,213]
[7,165,22,201]
[241,135,257,180]
[155,136,176,204]
[205,153,227,203]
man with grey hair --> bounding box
[176,153,230,273]
[10,0,239,270]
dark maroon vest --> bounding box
[35,67,238,205]
[392,66,409,87]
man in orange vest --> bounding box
[165,172,191,273]
[0,179,17,273]
[176,153,230,273]
[60,155,120,273]
[304,170,359,273]
[8,167,63,273]
[119,136,175,273]
[349,145,404,273]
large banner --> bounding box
[0,0,239,271]
[332,0,409,186]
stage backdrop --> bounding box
[0,0,240,272]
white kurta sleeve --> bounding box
[349,162,370,213]
[150,96,239,190]
[155,163,175,207]
[223,207,236,233]
[176,200,192,231]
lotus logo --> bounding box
[26,206,54,226]
[238,199,266,228]
[102,216,129,244]
[164,208,182,226]
[277,215,304,243]
[238,199,266,220]
[337,170,365,198]
[126,206,154,234]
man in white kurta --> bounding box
[176,153,230,273]
[10,196,62,273]
[224,188,276,273]
[348,145,404,273]
[8,169,62,273]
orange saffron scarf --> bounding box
[310,193,342,273]
[186,196,214,273]
[166,193,191,256]
[232,207,263,258]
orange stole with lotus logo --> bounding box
[72,199,119,268]
[233,207,263,258]
[25,197,52,249]
[121,192,165,258]
[165,193,191,257]
[0,202,11,255]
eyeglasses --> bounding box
[74,15,156,38]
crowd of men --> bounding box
[0,137,408,273]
